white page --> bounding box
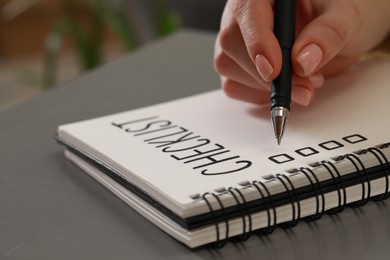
[58,59,390,213]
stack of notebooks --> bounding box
[56,59,390,248]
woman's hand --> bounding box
[214,0,390,106]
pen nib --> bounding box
[277,136,282,146]
[271,107,289,145]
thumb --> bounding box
[292,3,360,77]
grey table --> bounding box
[1,31,390,260]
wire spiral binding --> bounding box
[319,160,347,214]
[344,153,371,206]
[200,144,390,247]
[299,167,325,221]
[365,147,390,200]
[275,173,301,228]
[252,180,277,235]
[202,192,229,248]
[227,187,252,241]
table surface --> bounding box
[1,30,390,260]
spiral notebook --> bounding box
[56,59,390,248]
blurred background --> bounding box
[0,0,226,111]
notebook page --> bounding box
[58,59,390,210]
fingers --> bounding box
[222,77,318,106]
[291,76,316,106]
[214,0,330,107]
[215,33,324,105]
[292,1,362,77]
[219,70,321,106]
[222,78,270,105]
[219,0,282,82]
[214,36,270,90]
[217,3,264,84]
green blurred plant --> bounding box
[43,0,180,88]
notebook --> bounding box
[56,59,390,248]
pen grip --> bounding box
[271,48,292,110]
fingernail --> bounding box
[308,73,324,88]
[292,85,313,106]
[255,54,274,82]
[297,44,323,76]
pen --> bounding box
[271,0,296,145]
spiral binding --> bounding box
[320,160,347,214]
[202,192,229,248]
[364,147,390,200]
[200,144,390,247]
[299,167,325,221]
[227,187,252,241]
[275,173,301,228]
[252,180,276,235]
[343,153,371,207]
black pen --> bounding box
[271,0,296,145]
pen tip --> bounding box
[271,107,289,146]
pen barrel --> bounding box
[271,0,295,110]
[273,0,295,49]
[271,48,293,110]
